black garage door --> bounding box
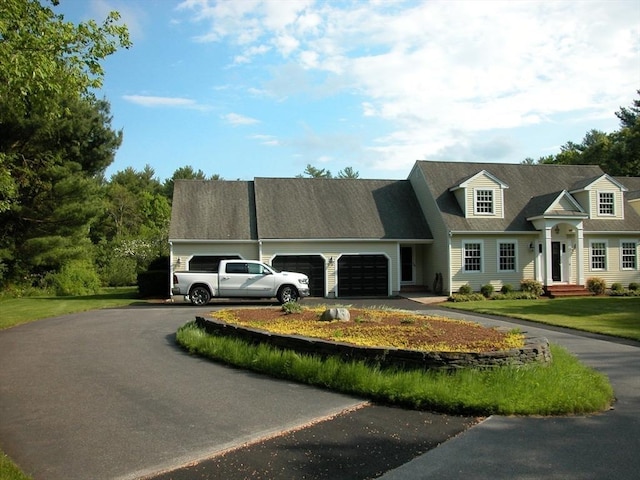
[338,254,388,297]
[273,255,325,297]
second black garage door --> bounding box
[272,255,325,297]
[338,254,389,297]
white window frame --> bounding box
[590,240,608,271]
[598,191,615,216]
[463,240,484,273]
[620,240,638,271]
[474,189,494,215]
[497,240,517,272]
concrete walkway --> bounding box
[380,303,640,480]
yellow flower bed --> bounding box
[211,307,524,353]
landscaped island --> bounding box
[177,305,614,416]
[195,306,550,370]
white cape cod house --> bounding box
[169,161,640,298]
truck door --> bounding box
[218,262,276,297]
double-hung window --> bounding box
[590,241,607,271]
[475,189,494,214]
[498,242,516,272]
[463,242,483,272]
[621,242,637,270]
[598,192,615,216]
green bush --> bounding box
[282,301,303,314]
[629,282,640,292]
[610,282,625,292]
[46,261,101,296]
[99,256,137,286]
[491,291,540,300]
[501,284,514,294]
[458,284,473,295]
[480,284,494,298]
[520,279,544,297]
[587,277,606,295]
[137,270,170,298]
[449,293,486,302]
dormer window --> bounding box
[475,189,494,214]
[598,192,615,215]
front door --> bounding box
[400,246,414,283]
[551,242,561,282]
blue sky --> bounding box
[57,0,640,181]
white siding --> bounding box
[582,235,640,286]
[589,177,625,219]
[450,235,536,292]
[409,166,451,293]
[465,176,505,219]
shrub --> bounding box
[586,277,606,295]
[491,292,540,300]
[629,282,640,292]
[611,282,625,292]
[46,261,101,296]
[137,270,170,298]
[501,284,514,294]
[282,301,303,314]
[448,293,486,302]
[99,256,137,286]
[458,284,472,295]
[480,284,494,298]
[520,279,544,297]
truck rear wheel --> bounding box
[277,285,299,304]
[189,286,211,306]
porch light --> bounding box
[328,257,334,265]
[555,225,560,234]
[529,242,534,251]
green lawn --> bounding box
[442,296,640,341]
[0,287,142,330]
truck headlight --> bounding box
[299,277,309,284]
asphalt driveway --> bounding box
[0,302,368,480]
[1,298,639,479]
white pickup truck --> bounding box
[171,259,310,305]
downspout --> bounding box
[258,239,263,263]
[169,241,174,302]
[447,231,453,296]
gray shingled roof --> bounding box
[416,161,640,232]
[254,178,432,239]
[169,180,257,240]
[616,176,640,201]
[169,177,432,241]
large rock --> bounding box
[319,308,350,322]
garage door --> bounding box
[273,255,325,297]
[338,255,389,297]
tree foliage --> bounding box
[0,0,130,290]
[299,164,360,179]
[535,92,640,176]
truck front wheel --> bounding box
[277,285,299,304]
[189,286,211,306]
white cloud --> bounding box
[222,112,260,125]
[251,134,280,146]
[178,0,639,170]
[122,95,199,108]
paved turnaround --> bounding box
[380,304,640,480]
[0,298,638,479]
